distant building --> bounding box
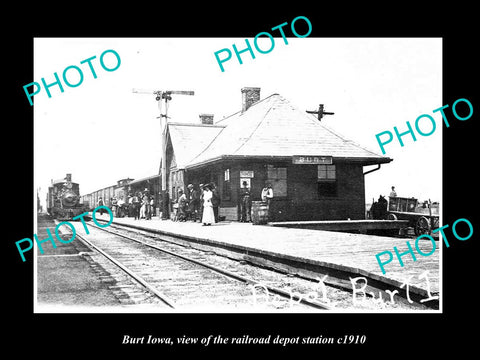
[164,87,392,221]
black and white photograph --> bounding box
[7,6,478,356]
[33,37,442,314]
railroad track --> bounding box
[61,219,435,311]
[70,221,332,311]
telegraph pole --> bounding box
[132,88,195,219]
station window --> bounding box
[317,164,337,197]
[267,165,287,197]
[318,164,336,180]
[223,168,231,200]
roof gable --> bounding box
[167,122,224,169]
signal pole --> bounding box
[132,89,195,219]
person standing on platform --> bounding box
[143,191,151,220]
[239,181,251,222]
[198,184,204,222]
[129,194,136,220]
[187,184,199,222]
[177,189,188,222]
[261,183,274,220]
[97,197,105,215]
[111,196,118,217]
[127,193,133,217]
[261,183,273,205]
[210,182,221,223]
[117,196,125,217]
[201,184,215,226]
[142,189,151,220]
[150,197,155,218]
[139,196,145,219]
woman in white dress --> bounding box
[201,185,215,226]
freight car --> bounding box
[47,174,86,220]
[81,175,160,217]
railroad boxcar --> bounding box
[81,178,134,213]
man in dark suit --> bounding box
[210,182,221,222]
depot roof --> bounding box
[167,93,392,170]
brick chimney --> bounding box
[199,113,214,125]
[241,87,261,112]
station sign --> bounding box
[240,170,254,178]
[292,156,332,165]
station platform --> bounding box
[269,219,410,233]
[91,214,441,307]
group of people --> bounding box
[176,183,220,226]
[239,181,273,222]
[106,188,155,220]
[96,181,275,225]
[132,190,155,220]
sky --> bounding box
[34,37,442,210]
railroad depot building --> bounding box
[165,87,392,222]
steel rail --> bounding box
[91,221,331,310]
[75,232,176,308]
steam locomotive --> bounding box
[47,174,86,220]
